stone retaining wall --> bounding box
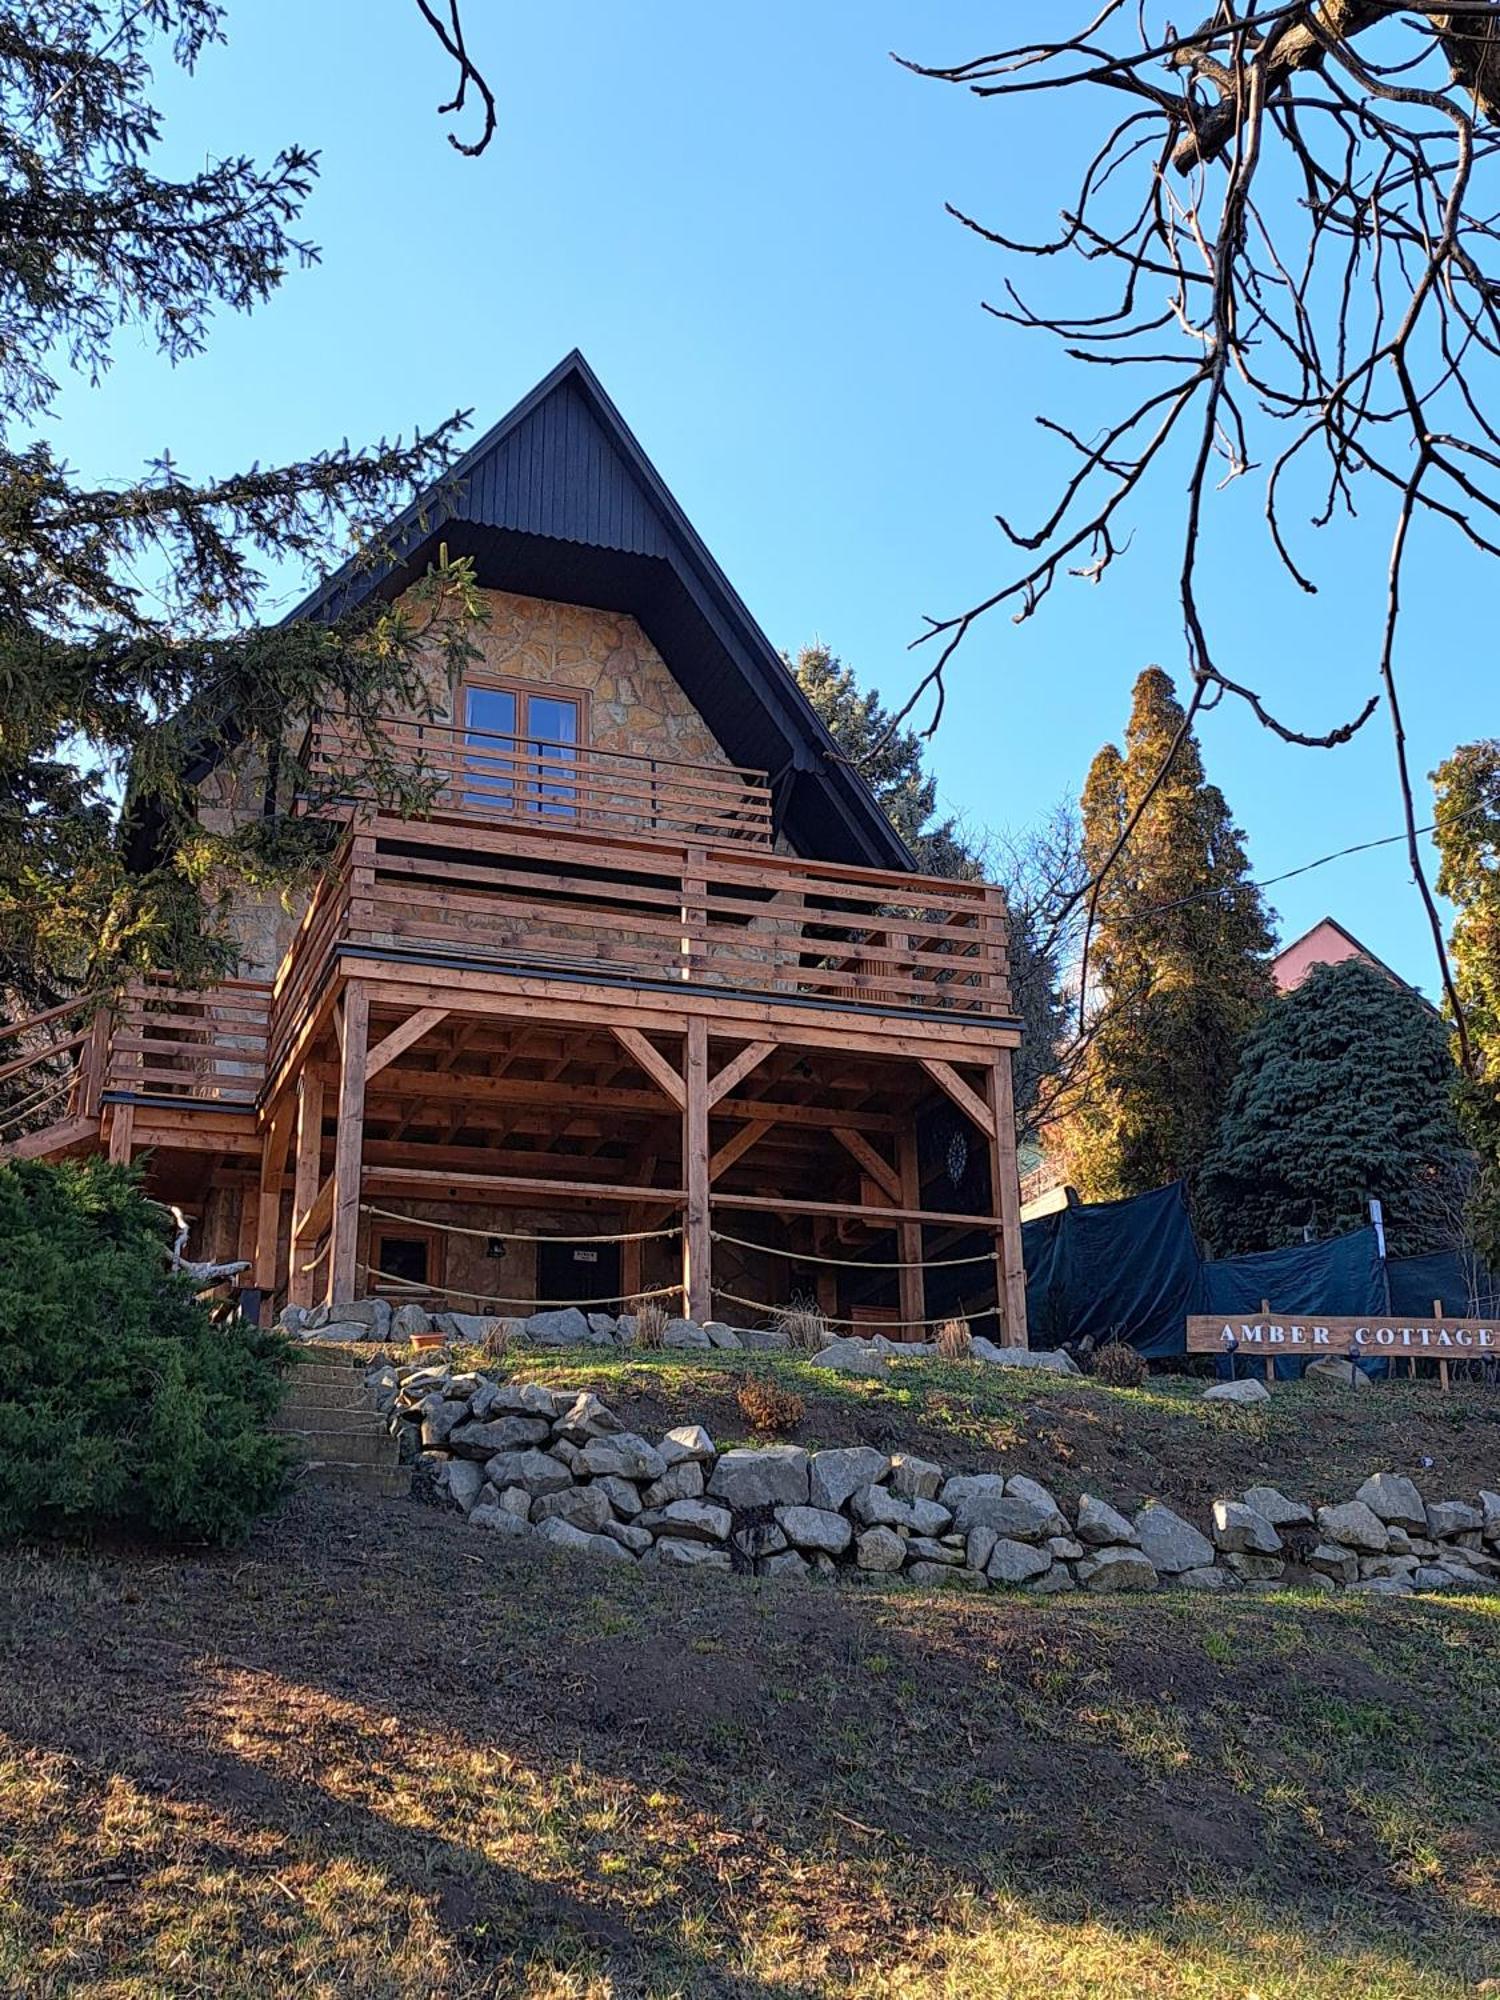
[363,1355,1500,1597]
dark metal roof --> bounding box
[282,351,914,872]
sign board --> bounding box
[1186,1313,1499,1356]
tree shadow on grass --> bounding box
[1,1491,1497,1995]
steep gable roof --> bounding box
[285,351,914,871]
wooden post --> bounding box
[896,1127,925,1342]
[253,1095,294,1299]
[682,1015,711,1321]
[680,845,707,984]
[80,1005,110,1122]
[985,1053,1029,1348]
[286,1068,326,1309]
[1260,1299,1275,1385]
[106,1101,135,1166]
[620,1207,643,1307]
[1436,1298,1450,1395]
[328,985,369,1307]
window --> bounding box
[462,680,582,818]
[372,1228,446,1299]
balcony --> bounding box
[304,713,775,847]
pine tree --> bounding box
[0,3,488,1019]
[1432,740,1500,1263]
[1197,961,1471,1255]
[1060,667,1275,1199]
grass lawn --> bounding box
[447,1343,1500,1516]
[2,1472,1498,1998]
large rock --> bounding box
[1305,1355,1371,1389]
[419,1396,469,1449]
[969,1339,1078,1373]
[641,1461,704,1508]
[481,1448,573,1497]
[651,1538,731,1570]
[1203,1377,1271,1405]
[1316,1500,1389,1553]
[849,1485,950,1536]
[468,1504,530,1538]
[640,1498,732,1543]
[761,1548,810,1580]
[908,1562,988,1590]
[701,1321,744,1350]
[663,1317,713,1350]
[854,1526,906,1572]
[1306,1542,1359,1585]
[1357,1473,1428,1532]
[1479,1490,1500,1542]
[594,1474,644,1517]
[940,1476,1051,1541]
[1426,1499,1484,1540]
[602,1519,654,1556]
[533,1484,614,1532]
[1242,1485,1313,1528]
[1077,1494,1139,1547]
[1004,1476,1069,1537]
[1134,1504,1215,1575]
[888,1454,944,1501]
[578,1432,668,1482]
[986,1538,1052,1586]
[809,1448,890,1513]
[552,1392,624,1441]
[740,1327,792,1353]
[475,1381,557,1418]
[776,1505,854,1555]
[445,1459,486,1514]
[708,1446,810,1510]
[525,1307,601,1346]
[1076,1546,1158,1591]
[391,1302,433,1340]
[535,1516,632,1561]
[810,1338,889,1377]
[587,1312,619,1341]
[659,1424,716,1466]
[1178,1566,1233,1591]
[1212,1500,1281,1555]
[448,1415,551,1459]
[439,1312,522,1346]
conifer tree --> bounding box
[1060,667,1274,1199]
[1197,961,1471,1256]
[0,2,492,1019]
[1432,740,1500,1263]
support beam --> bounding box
[831,1126,901,1206]
[683,1016,711,1320]
[709,1117,775,1183]
[706,1039,775,1107]
[896,1128,925,1342]
[621,1208,644,1306]
[253,1094,294,1294]
[920,1058,996,1140]
[364,1006,449,1081]
[286,1069,326,1309]
[986,1053,1029,1349]
[328,984,370,1307]
[106,1101,135,1165]
[609,1025,685,1110]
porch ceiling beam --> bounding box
[709,1117,776,1183]
[365,1007,450,1081]
[359,1064,901,1132]
[716,1189,1003,1230]
[706,1039,775,1108]
[608,1026,685,1110]
[365,1162,687,1207]
[920,1058,996,1141]
[831,1126,902,1206]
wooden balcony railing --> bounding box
[106,976,272,1104]
[266,817,1012,1066]
[304,714,774,847]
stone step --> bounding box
[282,1381,382,1409]
[276,1407,389,1437]
[289,1460,411,1500]
[278,1428,399,1468]
[289,1361,367,1385]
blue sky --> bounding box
[50,2,1494,991]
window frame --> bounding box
[459,674,589,820]
[370,1224,448,1299]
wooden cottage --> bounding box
[6,354,1028,1342]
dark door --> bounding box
[537,1238,623,1309]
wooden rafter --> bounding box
[920,1057,996,1140]
[608,1025,686,1110]
[364,1006,449,1081]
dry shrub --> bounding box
[736,1379,806,1436]
[936,1317,972,1361]
[775,1295,829,1354]
[1092,1339,1147,1390]
[479,1319,511,1363]
[629,1297,669,1350]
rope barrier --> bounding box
[357,1263,682,1313]
[710,1226,996,1272]
[709,1284,987,1334]
[359,1203,682,1246]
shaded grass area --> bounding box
[451,1344,1500,1515]
[2,1489,1498,1997]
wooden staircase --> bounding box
[276,1352,410,1500]
[0,997,105,1162]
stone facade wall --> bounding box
[194,587,761,982]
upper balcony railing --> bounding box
[106,975,272,1105]
[304,714,775,848]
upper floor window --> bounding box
[462,679,583,818]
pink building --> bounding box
[1271,917,1407,995]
